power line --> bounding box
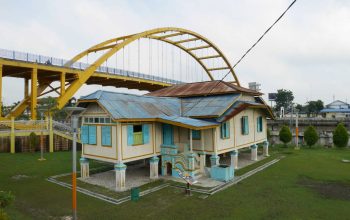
[183,0,298,115]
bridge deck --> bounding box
[0,49,182,91]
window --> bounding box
[101,126,112,146]
[257,116,263,133]
[81,125,97,145]
[127,124,150,146]
[84,117,112,124]
[241,116,249,135]
[220,121,230,139]
[192,130,201,140]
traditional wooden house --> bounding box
[77,81,274,191]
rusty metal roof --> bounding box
[146,80,262,97]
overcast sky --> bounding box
[1,0,349,105]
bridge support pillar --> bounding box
[30,68,38,120]
[24,78,29,98]
[49,116,54,153]
[10,117,15,153]
[0,64,2,117]
[60,72,65,95]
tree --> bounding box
[304,126,319,147]
[305,100,324,117]
[333,123,349,148]
[279,125,292,145]
[274,89,294,115]
[29,132,39,152]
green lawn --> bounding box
[1,147,350,220]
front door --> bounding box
[162,124,174,145]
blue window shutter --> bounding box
[260,117,263,132]
[225,121,230,138]
[88,125,97,144]
[81,125,89,144]
[257,117,260,132]
[244,117,249,134]
[102,126,111,146]
[142,124,150,144]
[220,124,224,138]
[127,125,134,146]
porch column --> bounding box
[230,150,238,169]
[80,157,89,179]
[199,152,206,174]
[263,141,270,157]
[115,162,127,191]
[251,144,258,161]
[150,156,159,179]
[189,129,193,152]
[30,67,38,120]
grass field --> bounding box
[1,146,350,220]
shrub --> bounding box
[279,125,292,145]
[0,191,14,209]
[29,132,39,152]
[0,209,9,220]
[304,126,319,147]
[333,123,349,148]
[0,191,14,220]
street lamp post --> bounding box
[64,106,85,220]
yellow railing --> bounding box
[133,132,143,145]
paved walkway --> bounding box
[79,163,153,191]
[80,152,267,191]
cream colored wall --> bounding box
[217,118,235,153]
[120,122,156,163]
[232,108,267,150]
[82,125,117,163]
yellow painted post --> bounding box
[10,117,15,153]
[49,116,54,153]
[31,67,38,120]
[60,72,66,95]
[24,78,29,98]
[0,64,3,117]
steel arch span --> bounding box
[58,27,240,109]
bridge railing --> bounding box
[0,48,183,85]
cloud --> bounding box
[0,0,349,106]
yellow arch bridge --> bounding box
[0,27,240,121]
